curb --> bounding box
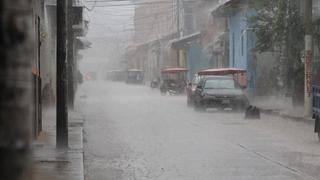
[69,112,85,180]
[260,108,314,125]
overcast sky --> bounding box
[79,0,134,75]
[85,0,134,39]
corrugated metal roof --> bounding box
[211,0,246,16]
[211,0,233,13]
[170,32,201,49]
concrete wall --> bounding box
[42,3,57,100]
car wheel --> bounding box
[160,90,166,95]
[232,106,243,112]
[233,101,246,112]
[194,102,205,112]
[187,99,193,107]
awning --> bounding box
[211,0,247,17]
[128,69,144,72]
[198,68,246,76]
[171,32,201,49]
[161,67,188,74]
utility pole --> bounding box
[176,0,180,66]
[304,0,313,117]
[177,0,180,36]
[67,0,75,109]
[0,0,32,179]
[57,0,69,148]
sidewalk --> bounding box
[31,108,84,180]
[251,96,314,124]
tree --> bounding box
[248,0,305,104]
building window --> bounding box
[232,32,235,66]
[241,35,244,56]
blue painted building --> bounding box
[213,0,257,95]
[187,42,214,80]
[171,33,214,81]
[229,9,257,94]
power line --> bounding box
[85,0,130,2]
[91,17,174,28]
[84,0,179,45]
[85,1,175,7]
[96,8,176,23]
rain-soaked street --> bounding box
[77,81,320,180]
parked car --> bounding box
[187,68,248,107]
[193,75,249,111]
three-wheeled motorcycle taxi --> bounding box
[197,68,247,86]
[126,69,144,84]
[107,70,126,82]
[160,67,188,95]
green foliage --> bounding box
[248,0,304,53]
[248,0,306,102]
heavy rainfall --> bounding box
[2,0,320,180]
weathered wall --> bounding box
[41,3,57,104]
[0,0,34,179]
[133,0,177,44]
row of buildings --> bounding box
[30,0,89,138]
[125,0,252,92]
[1,0,89,178]
[125,0,320,101]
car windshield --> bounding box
[204,79,236,89]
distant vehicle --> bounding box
[85,71,97,81]
[187,68,247,107]
[126,69,144,84]
[150,77,160,89]
[192,75,249,112]
[107,70,126,82]
[159,67,188,95]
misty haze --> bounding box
[2,0,320,180]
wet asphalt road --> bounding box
[77,81,320,180]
